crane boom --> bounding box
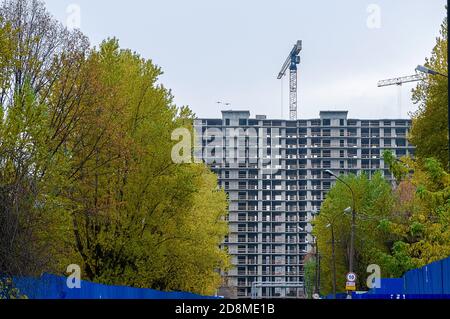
[378,72,427,117]
[377,74,426,87]
[278,40,302,120]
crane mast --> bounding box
[278,40,302,120]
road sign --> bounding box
[346,282,356,291]
[346,272,357,282]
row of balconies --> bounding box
[225,160,364,167]
[311,185,332,190]
[236,195,318,200]
[361,165,381,169]
[262,207,307,212]
[361,133,407,138]
[213,154,370,161]
[231,239,307,245]
[287,186,308,190]
[361,155,381,159]
[235,249,258,254]
[261,271,305,276]
[203,125,407,140]
[261,249,308,254]
[238,195,259,200]
[261,261,305,266]
[237,260,304,266]
[261,228,307,233]
[261,239,306,244]
[205,147,411,159]
[237,271,258,276]
[223,167,369,179]
[237,175,258,179]
[229,211,322,219]
[286,165,307,169]
[211,145,410,154]
[236,281,304,288]
[286,196,307,201]
[311,164,331,169]
[237,238,258,244]
[231,216,308,223]
[231,217,307,223]
[199,121,409,129]
[237,206,258,211]
[236,217,258,222]
[237,260,258,265]
[236,212,310,218]
[286,144,307,149]
[238,185,258,190]
[233,173,356,182]
[237,227,258,232]
[262,219,309,224]
[201,131,405,141]
[236,197,312,202]
[288,175,307,180]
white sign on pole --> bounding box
[346,272,357,282]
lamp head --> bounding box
[344,207,352,214]
[325,170,335,177]
[416,65,437,75]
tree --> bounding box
[410,13,448,169]
[60,39,230,295]
[303,258,316,299]
[313,173,396,295]
[383,153,450,269]
[373,8,450,279]
[0,0,89,276]
[1,0,230,296]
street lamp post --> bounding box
[309,211,321,298]
[315,237,320,297]
[326,223,337,299]
[415,65,449,169]
[325,170,356,297]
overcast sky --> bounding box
[43,0,446,120]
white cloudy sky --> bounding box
[43,0,447,120]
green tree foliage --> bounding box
[0,0,229,295]
[379,9,450,274]
[313,173,396,295]
[59,39,229,294]
[383,154,450,269]
[315,10,450,296]
[316,159,449,297]
[0,277,27,299]
[303,258,316,299]
[410,15,448,168]
[0,0,89,275]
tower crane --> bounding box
[278,40,302,120]
[377,73,426,113]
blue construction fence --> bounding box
[6,273,220,300]
[403,257,450,295]
[327,256,450,299]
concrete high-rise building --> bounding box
[194,110,414,299]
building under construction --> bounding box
[195,110,414,298]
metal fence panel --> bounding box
[12,274,218,300]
